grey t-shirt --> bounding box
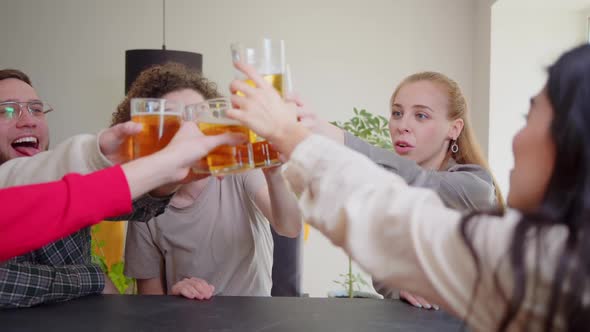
[344,132,498,299]
[124,171,273,296]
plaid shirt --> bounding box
[0,194,170,308]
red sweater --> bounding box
[0,165,132,261]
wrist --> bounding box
[325,123,345,143]
[93,132,115,168]
[122,152,183,199]
[269,123,310,160]
[151,151,187,184]
[262,164,282,177]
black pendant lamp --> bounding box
[124,0,202,94]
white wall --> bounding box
[0,0,479,297]
[471,0,497,157]
[489,3,588,197]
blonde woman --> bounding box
[294,72,502,309]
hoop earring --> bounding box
[451,140,459,154]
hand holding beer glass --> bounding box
[122,38,292,176]
[185,98,253,175]
[231,38,285,168]
[127,97,253,177]
[228,61,303,160]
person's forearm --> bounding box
[0,167,131,261]
[308,117,345,144]
[263,167,302,238]
[282,135,453,306]
[121,154,178,199]
[269,123,312,160]
[324,122,345,144]
[0,263,104,308]
[0,134,111,189]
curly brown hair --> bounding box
[111,62,221,125]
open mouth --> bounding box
[11,136,40,156]
[394,141,414,154]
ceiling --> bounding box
[495,0,590,11]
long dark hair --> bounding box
[461,44,590,331]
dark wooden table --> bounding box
[0,295,463,331]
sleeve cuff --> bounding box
[92,130,115,170]
[79,264,106,295]
[282,135,336,197]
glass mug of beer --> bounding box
[231,38,285,168]
[186,98,253,175]
[130,98,183,159]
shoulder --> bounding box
[235,169,266,190]
[446,162,494,186]
[438,162,498,210]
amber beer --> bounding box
[191,157,210,174]
[131,113,182,158]
[197,122,252,174]
[188,98,253,175]
[117,136,133,163]
[231,38,286,168]
[243,73,283,167]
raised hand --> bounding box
[227,62,309,159]
[98,121,142,164]
[121,122,246,199]
[157,121,246,183]
[228,62,298,143]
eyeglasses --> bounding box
[0,101,53,121]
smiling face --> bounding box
[389,80,463,170]
[0,78,49,164]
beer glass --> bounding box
[130,98,183,159]
[117,136,133,163]
[186,98,253,175]
[231,38,285,168]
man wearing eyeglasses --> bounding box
[0,69,174,308]
[0,71,50,162]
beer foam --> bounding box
[132,111,183,117]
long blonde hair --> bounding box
[392,72,505,208]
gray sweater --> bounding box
[344,132,498,299]
[344,132,497,212]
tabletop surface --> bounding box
[0,295,464,332]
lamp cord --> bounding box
[162,0,166,50]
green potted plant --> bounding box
[328,107,391,299]
[91,225,135,294]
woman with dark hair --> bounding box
[228,44,590,331]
